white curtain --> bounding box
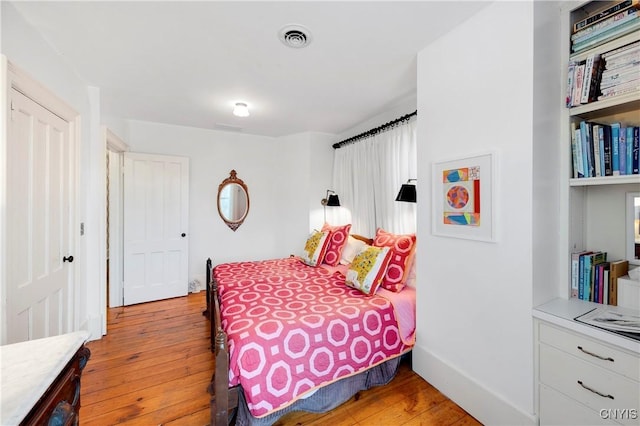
[332,117,417,237]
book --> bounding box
[633,127,639,173]
[572,17,640,53]
[579,251,594,300]
[627,126,634,174]
[603,124,613,175]
[573,0,640,32]
[593,124,602,176]
[620,126,627,175]
[586,252,607,302]
[571,123,583,178]
[571,250,591,297]
[609,260,629,306]
[580,121,593,177]
[566,61,577,108]
[604,267,610,304]
[571,62,586,107]
[580,54,597,103]
[602,39,640,60]
[598,125,606,176]
[612,123,621,175]
[572,8,639,42]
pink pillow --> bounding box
[373,228,417,292]
[321,223,352,266]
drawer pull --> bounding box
[577,380,614,400]
[577,346,614,362]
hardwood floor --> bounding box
[81,292,481,426]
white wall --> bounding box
[126,120,335,285]
[1,2,104,340]
[414,2,536,424]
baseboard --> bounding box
[412,345,536,426]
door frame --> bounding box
[1,57,80,344]
[104,127,128,310]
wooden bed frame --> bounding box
[205,235,374,425]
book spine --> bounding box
[579,254,586,300]
[575,127,585,178]
[573,0,637,32]
[633,127,639,173]
[593,124,602,176]
[603,267,609,305]
[579,121,591,177]
[581,55,595,104]
[602,39,640,59]
[566,62,576,108]
[612,123,621,175]
[627,127,634,174]
[619,126,627,175]
[572,63,586,107]
[599,126,606,176]
[571,252,581,298]
[583,254,593,301]
[603,125,613,175]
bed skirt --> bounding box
[235,354,404,426]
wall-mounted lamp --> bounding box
[321,189,340,222]
[395,179,417,203]
[233,102,250,117]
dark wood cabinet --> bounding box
[20,345,90,426]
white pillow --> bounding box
[340,235,368,265]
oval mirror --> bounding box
[217,170,249,231]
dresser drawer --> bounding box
[540,344,639,424]
[539,322,640,380]
[540,384,619,425]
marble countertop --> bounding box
[0,331,90,425]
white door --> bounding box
[6,88,75,344]
[123,152,189,305]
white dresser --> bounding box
[534,299,640,426]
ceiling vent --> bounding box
[279,25,312,48]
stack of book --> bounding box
[571,0,640,54]
[566,40,640,108]
[598,40,640,100]
[571,120,639,178]
[571,252,628,305]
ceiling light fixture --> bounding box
[233,102,250,117]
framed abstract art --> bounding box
[432,152,496,242]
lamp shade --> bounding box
[395,183,416,203]
[326,194,340,206]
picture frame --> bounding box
[432,151,496,242]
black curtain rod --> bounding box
[332,110,417,149]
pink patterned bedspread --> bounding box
[214,257,414,418]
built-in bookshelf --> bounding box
[534,6,640,425]
[562,0,640,307]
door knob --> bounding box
[181,233,186,237]
[63,255,74,263]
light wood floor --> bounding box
[81,292,481,426]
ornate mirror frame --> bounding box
[217,170,250,232]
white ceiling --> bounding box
[10,1,488,137]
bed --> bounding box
[206,230,417,426]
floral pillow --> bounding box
[300,230,331,267]
[373,228,417,292]
[345,245,392,296]
[321,223,352,266]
